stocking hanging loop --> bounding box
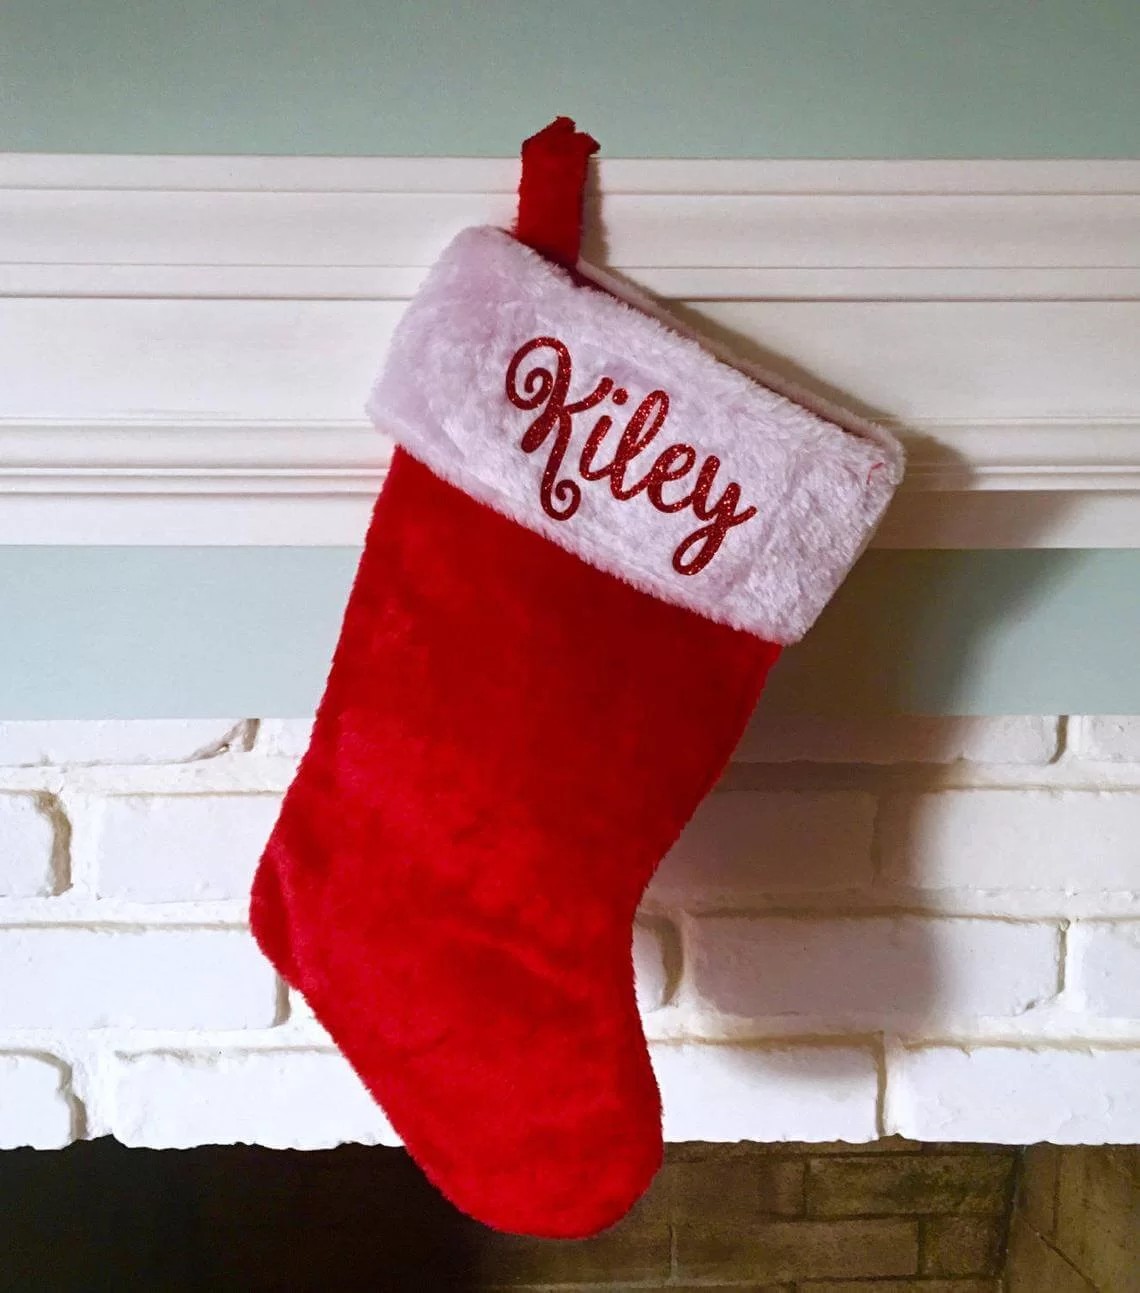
[514,116,599,268]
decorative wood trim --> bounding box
[2,156,1138,547]
[6,154,1138,191]
[2,419,1136,547]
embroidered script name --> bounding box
[505,336,757,576]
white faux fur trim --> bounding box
[368,227,904,644]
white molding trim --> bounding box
[2,420,1136,547]
[6,154,1138,191]
[2,155,1138,547]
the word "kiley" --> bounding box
[504,336,756,576]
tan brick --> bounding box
[1018,1143,1061,1237]
[919,1141,1018,1155]
[1005,1215,1096,1292]
[921,1214,1005,1276]
[1053,1145,1140,1293]
[676,1217,918,1281]
[813,1137,923,1155]
[801,1282,999,1293]
[664,1139,907,1160]
[807,1154,1014,1218]
[666,1155,806,1222]
[485,1287,791,1293]
[666,1139,790,1161]
[1104,1143,1140,1188]
[474,1177,671,1285]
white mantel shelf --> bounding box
[2,156,1138,547]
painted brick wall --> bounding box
[0,715,1138,1151]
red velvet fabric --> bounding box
[251,117,781,1236]
[514,116,599,268]
[251,451,779,1236]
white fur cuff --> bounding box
[368,227,904,644]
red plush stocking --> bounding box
[250,119,902,1238]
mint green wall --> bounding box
[1,550,1136,719]
[2,0,1139,157]
[2,1,1137,716]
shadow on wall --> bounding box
[581,209,1088,717]
[667,298,1087,714]
[637,299,1083,1095]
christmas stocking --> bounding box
[250,118,903,1238]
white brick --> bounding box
[0,793,58,897]
[633,920,670,1013]
[1069,921,1140,1016]
[690,916,1059,1020]
[255,718,314,760]
[109,1049,397,1149]
[0,1055,73,1148]
[888,1045,1140,1143]
[0,927,277,1029]
[735,714,1059,765]
[654,1043,879,1142]
[648,791,875,900]
[1072,715,1140,762]
[0,720,248,766]
[879,789,1140,892]
[88,793,281,901]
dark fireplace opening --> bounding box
[2,1138,1136,1291]
[2,1140,484,1290]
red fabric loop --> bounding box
[515,116,600,268]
